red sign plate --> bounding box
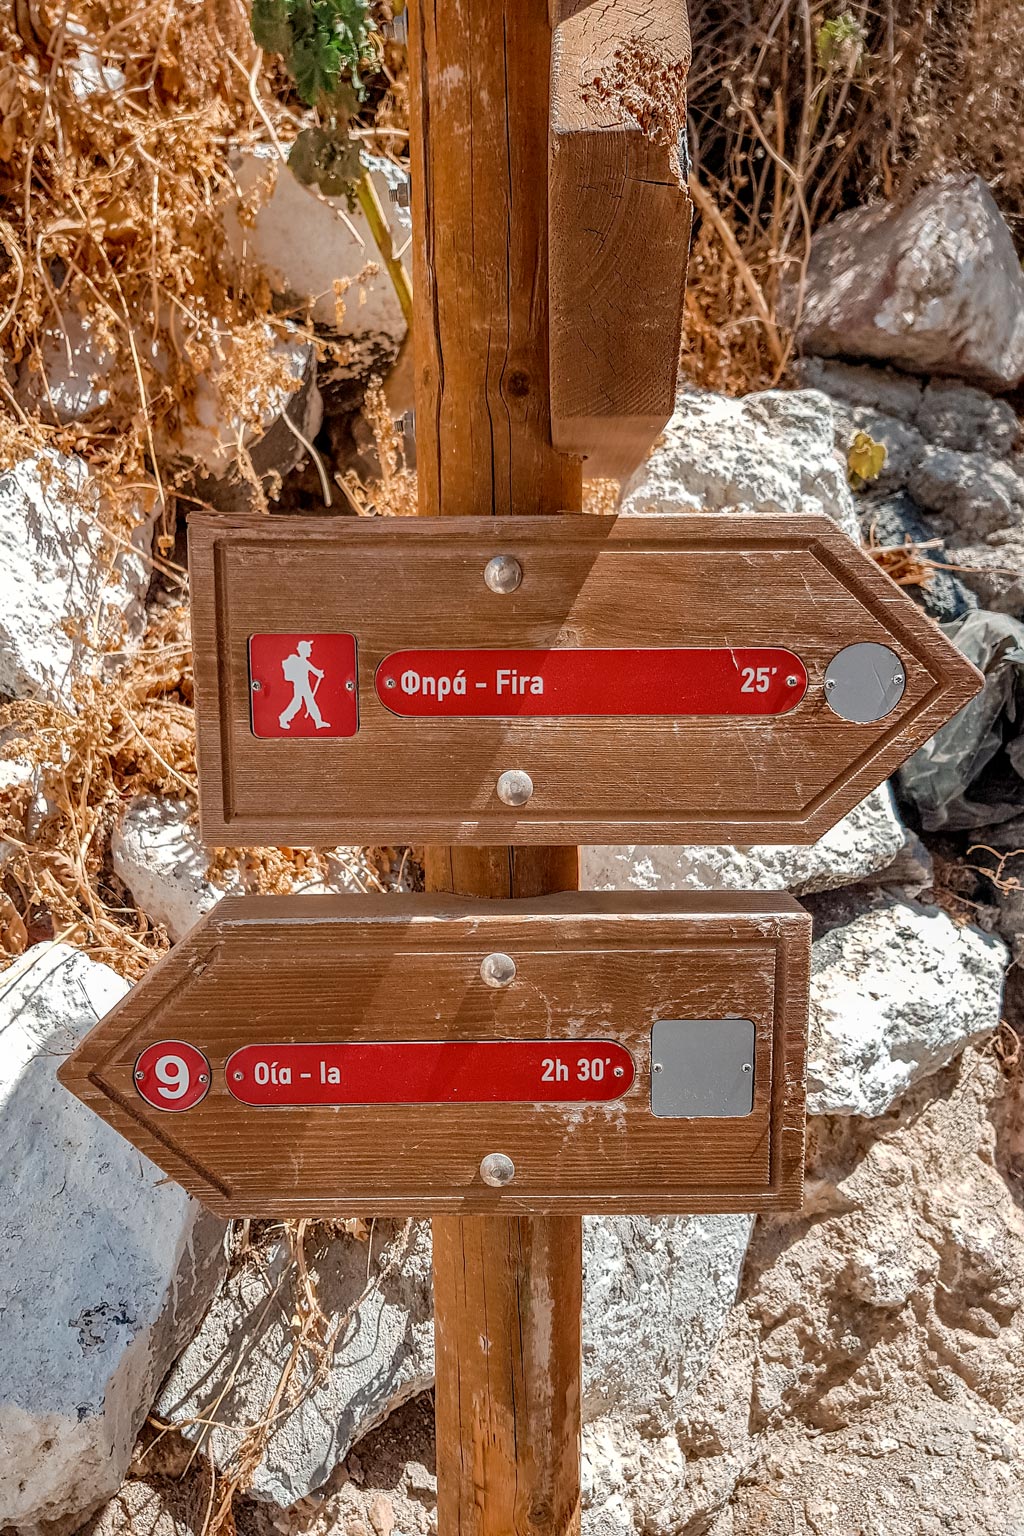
[223,1040,636,1106]
[134,1041,211,1112]
[375,647,806,717]
[249,633,358,738]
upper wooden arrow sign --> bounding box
[57,892,810,1218]
[189,511,981,848]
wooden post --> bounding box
[408,1,584,1530]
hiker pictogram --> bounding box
[279,640,330,730]
[246,632,359,740]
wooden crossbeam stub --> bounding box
[549,0,693,479]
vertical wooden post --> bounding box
[408,1,583,1531]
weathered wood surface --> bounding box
[409,0,586,1526]
[433,1214,583,1536]
[408,0,582,519]
[549,0,693,477]
[188,510,983,848]
[56,892,811,1217]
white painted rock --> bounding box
[110,798,222,941]
[583,785,906,897]
[798,173,1024,389]
[619,387,860,538]
[0,944,226,1535]
[223,147,409,345]
[154,320,321,482]
[111,796,398,941]
[15,309,115,425]
[0,452,157,708]
[158,1222,435,1506]
[807,897,1008,1115]
[582,1215,753,1429]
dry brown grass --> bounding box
[682,0,1024,392]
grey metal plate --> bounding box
[650,1018,756,1118]
[823,642,906,723]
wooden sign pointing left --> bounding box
[58,892,810,1218]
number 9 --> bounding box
[155,1054,191,1098]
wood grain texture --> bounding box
[549,0,693,477]
[188,510,984,849]
[433,1214,583,1536]
[408,0,582,518]
[407,3,586,1524]
[55,892,811,1218]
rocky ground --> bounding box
[1,44,1024,1536]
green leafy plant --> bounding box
[815,13,867,74]
[252,0,374,199]
[250,0,412,323]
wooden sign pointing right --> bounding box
[190,510,982,849]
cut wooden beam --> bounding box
[549,0,693,479]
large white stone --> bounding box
[222,146,409,344]
[619,387,860,538]
[583,785,906,896]
[15,309,115,425]
[158,1221,435,1506]
[0,453,156,708]
[582,1215,753,1429]
[0,944,226,1534]
[111,795,402,941]
[807,896,1008,1115]
[798,173,1024,389]
[153,320,321,481]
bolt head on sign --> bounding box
[248,633,357,738]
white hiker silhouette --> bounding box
[279,640,331,730]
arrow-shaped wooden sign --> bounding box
[189,511,981,848]
[57,892,810,1218]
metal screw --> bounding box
[384,676,397,689]
[483,555,523,595]
[496,769,533,807]
[613,1066,624,1078]
[198,1073,209,1085]
[653,1062,663,1073]
[251,680,262,692]
[345,679,356,692]
[824,678,836,691]
[742,1063,752,1074]
[480,952,516,988]
[388,177,411,209]
[394,408,415,439]
[785,675,799,688]
[233,1071,244,1082]
[893,673,904,687]
[480,1152,516,1188]
[135,1069,145,1081]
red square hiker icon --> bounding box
[248,633,358,739]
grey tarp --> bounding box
[898,610,1024,830]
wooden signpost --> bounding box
[57,892,811,1218]
[189,510,981,849]
[57,2,987,1533]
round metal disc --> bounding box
[823,643,906,723]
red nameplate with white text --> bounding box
[375,647,806,716]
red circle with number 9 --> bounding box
[134,1041,211,1111]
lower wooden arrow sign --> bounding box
[189,511,982,848]
[58,892,810,1218]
